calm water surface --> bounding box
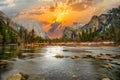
[0,46,120,80]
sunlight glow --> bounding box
[53,2,72,23]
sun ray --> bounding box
[53,2,72,23]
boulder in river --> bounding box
[110,54,120,59]
[70,55,80,59]
[40,77,46,80]
[96,54,103,57]
[115,54,120,58]
[72,74,78,78]
[102,65,110,69]
[107,58,113,61]
[97,57,107,60]
[106,53,112,56]
[85,53,93,58]
[4,72,29,80]
[55,54,64,58]
[97,56,113,61]
[102,77,110,80]
[100,53,104,55]
[111,61,120,65]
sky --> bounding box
[1,0,120,23]
[0,0,120,38]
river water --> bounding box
[0,46,120,80]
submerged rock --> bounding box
[40,78,46,80]
[96,55,102,58]
[55,54,64,58]
[111,61,120,65]
[96,56,113,61]
[76,68,80,71]
[102,65,110,69]
[5,73,22,80]
[106,53,112,56]
[107,58,113,61]
[85,53,93,58]
[100,53,104,55]
[110,54,120,59]
[4,72,29,80]
[102,64,112,69]
[72,74,78,78]
[70,55,80,59]
[63,50,69,52]
[115,54,120,58]
[102,77,110,80]
[98,57,106,60]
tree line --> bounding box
[0,21,18,44]
[0,20,46,45]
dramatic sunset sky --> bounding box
[0,0,120,38]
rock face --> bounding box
[82,14,112,31]
[82,16,99,30]
[62,14,110,38]
[62,27,76,38]
[62,23,83,39]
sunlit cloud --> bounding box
[0,0,15,10]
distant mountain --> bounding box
[82,7,120,33]
[62,6,120,40]
[0,11,48,39]
[15,20,48,39]
[47,22,63,39]
[81,14,112,32]
[62,23,83,39]
[0,11,20,31]
[48,22,61,32]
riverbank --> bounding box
[25,42,120,47]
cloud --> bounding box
[0,0,15,10]
[71,2,91,11]
[13,0,120,25]
[68,0,101,11]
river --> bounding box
[0,46,120,80]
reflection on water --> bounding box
[0,46,120,80]
[0,45,18,60]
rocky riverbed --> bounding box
[0,46,120,80]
